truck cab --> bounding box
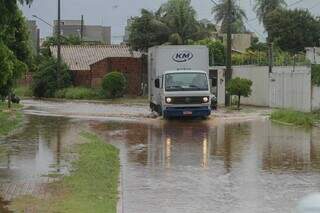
[151,70,211,118]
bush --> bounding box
[14,86,33,98]
[32,57,72,98]
[101,72,127,98]
[55,87,99,100]
[312,65,320,86]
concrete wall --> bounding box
[211,65,313,112]
[233,66,270,106]
[312,86,320,111]
[270,66,311,112]
[306,47,320,64]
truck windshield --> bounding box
[165,73,208,91]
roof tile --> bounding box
[50,45,141,71]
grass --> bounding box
[14,85,33,98]
[0,102,23,136]
[55,87,100,100]
[270,109,316,127]
[10,132,120,213]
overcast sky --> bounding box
[22,0,320,43]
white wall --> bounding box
[270,66,311,112]
[233,66,270,107]
[312,86,320,111]
[212,65,313,112]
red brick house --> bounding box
[50,45,144,96]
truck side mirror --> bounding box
[155,79,160,88]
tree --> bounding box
[0,0,32,107]
[212,0,247,33]
[264,9,320,52]
[192,39,225,66]
[32,57,72,98]
[128,1,215,51]
[0,42,27,106]
[128,9,170,52]
[227,77,252,109]
[254,0,286,28]
[159,0,198,44]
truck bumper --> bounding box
[164,107,211,118]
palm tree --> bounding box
[212,0,247,33]
[159,0,198,44]
[254,0,287,26]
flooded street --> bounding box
[1,100,320,212]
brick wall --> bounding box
[17,72,33,86]
[90,57,143,96]
[72,70,92,87]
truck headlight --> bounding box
[203,97,209,103]
[166,97,172,103]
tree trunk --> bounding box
[7,91,11,109]
[237,94,241,110]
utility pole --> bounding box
[80,15,84,43]
[225,0,232,106]
[57,0,61,88]
[268,39,273,73]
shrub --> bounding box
[101,72,127,98]
[55,87,99,100]
[14,86,33,98]
[32,57,72,98]
[312,65,320,86]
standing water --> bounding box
[0,102,320,212]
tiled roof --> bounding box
[50,45,141,71]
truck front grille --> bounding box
[171,97,203,104]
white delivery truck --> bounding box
[148,45,212,118]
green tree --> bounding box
[32,57,72,98]
[0,0,32,107]
[159,0,198,44]
[254,0,286,28]
[128,1,215,51]
[0,42,27,106]
[264,9,320,52]
[212,0,247,33]
[227,77,252,109]
[129,9,170,52]
[102,72,127,98]
[192,39,225,66]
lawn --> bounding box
[10,132,120,213]
[0,102,23,136]
[270,109,317,127]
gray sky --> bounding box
[22,0,320,43]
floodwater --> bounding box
[1,100,320,213]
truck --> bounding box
[148,45,212,118]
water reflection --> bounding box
[105,120,320,172]
[98,120,320,212]
[0,116,84,184]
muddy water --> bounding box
[94,120,320,213]
[0,115,87,204]
[1,100,320,212]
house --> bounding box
[50,45,144,95]
[53,20,111,44]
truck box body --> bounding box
[148,45,211,118]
